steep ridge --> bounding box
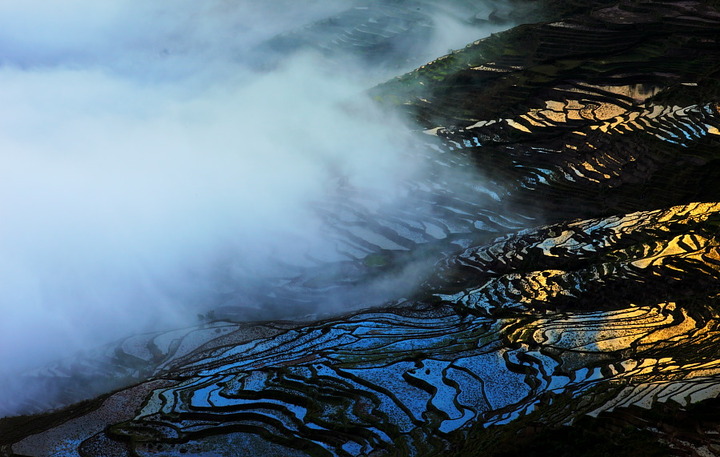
[374,0,720,221]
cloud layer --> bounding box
[0,1,509,378]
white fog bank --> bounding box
[0,0,515,378]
